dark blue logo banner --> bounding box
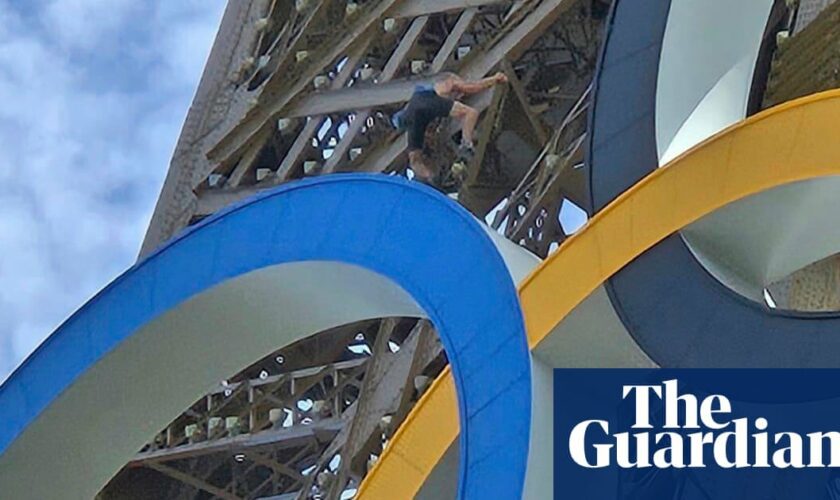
[554,370,840,499]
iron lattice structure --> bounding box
[98,0,840,498]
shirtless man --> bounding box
[391,71,508,185]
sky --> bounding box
[0,0,226,382]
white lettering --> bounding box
[772,432,805,468]
[622,385,662,429]
[653,432,685,468]
[806,431,840,467]
[569,420,612,468]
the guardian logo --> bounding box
[569,379,840,469]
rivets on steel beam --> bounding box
[239,56,255,73]
[277,118,293,133]
[313,75,330,90]
[257,54,271,70]
[414,375,431,392]
[345,2,360,17]
[383,18,396,33]
[256,168,272,182]
[208,173,225,188]
[410,60,427,75]
[367,455,379,472]
[379,415,393,431]
[254,17,269,32]
[295,0,311,13]
[359,66,375,80]
[304,160,322,175]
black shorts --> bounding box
[404,89,454,151]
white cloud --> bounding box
[0,0,226,381]
[42,0,139,51]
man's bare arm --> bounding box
[449,72,508,95]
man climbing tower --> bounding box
[391,71,508,186]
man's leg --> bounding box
[408,150,435,181]
[449,101,480,148]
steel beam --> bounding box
[328,318,397,495]
[392,0,506,19]
[131,420,342,465]
[501,58,548,143]
[207,0,402,167]
[206,0,534,169]
[278,6,479,121]
[356,0,576,174]
[147,462,243,500]
[294,320,442,498]
[284,80,426,118]
[226,128,271,187]
[321,6,479,173]
[431,8,479,72]
[274,40,373,181]
[249,453,306,484]
[323,16,430,173]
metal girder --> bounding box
[252,0,283,55]
[106,318,444,500]
[131,420,342,465]
[327,318,397,496]
[213,45,369,190]
[204,0,576,199]
[226,128,271,187]
[465,0,577,78]
[270,5,491,120]
[469,85,506,185]
[147,462,242,500]
[119,362,362,498]
[207,0,506,170]
[206,0,538,170]
[388,321,438,430]
[392,0,506,19]
[274,38,373,181]
[354,0,576,175]
[207,0,402,168]
[455,85,508,215]
[321,7,479,173]
[195,187,260,217]
[126,335,371,461]
[501,58,548,143]
[431,8,479,72]
[253,0,510,119]
[250,453,306,485]
[252,0,331,94]
[323,16,430,173]
[490,83,590,256]
[294,320,442,499]
[507,136,583,238]
[284,79,432,118]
